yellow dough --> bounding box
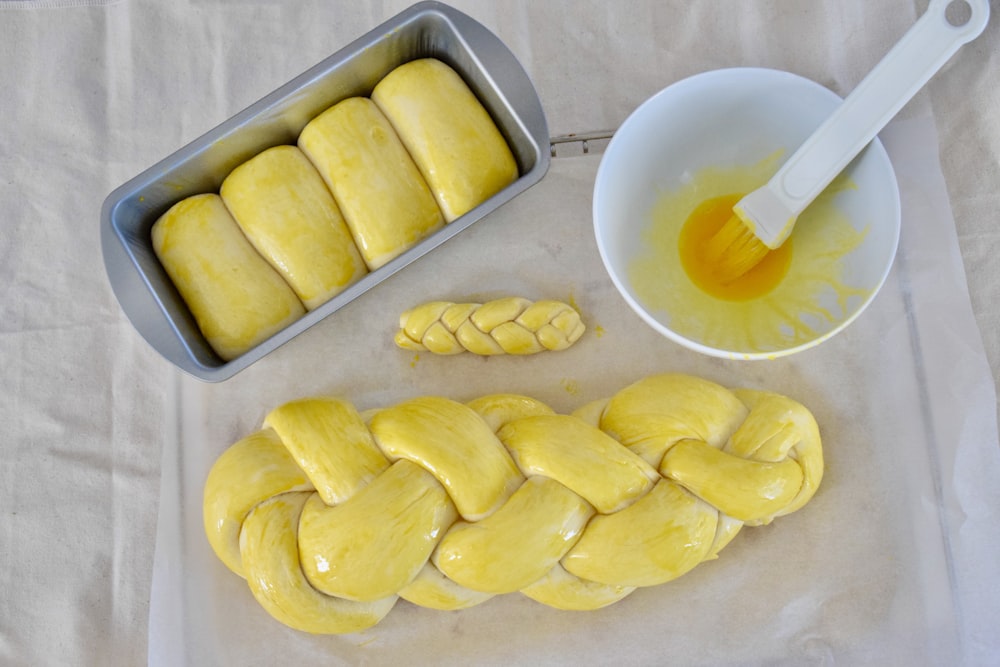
[397,562,495,611]
[202,428,314,578]
[204,373,823,634]
[152,59,520,358]
[298,96,445,270]
[373,58,519,222]
[239,492,398,634]
[220,145,367,310]
[395,297,585,355]
[151,193,305,361]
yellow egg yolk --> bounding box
[627,152,872,356]
[678,194,793,301]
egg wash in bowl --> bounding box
[593,68,900,359]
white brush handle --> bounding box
[744,0,989,248]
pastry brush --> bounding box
[708,0,990,283]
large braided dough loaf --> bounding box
[204,373,823,634]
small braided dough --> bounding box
[394,297,585,355]
[204,373,823,634]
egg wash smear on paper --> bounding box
[628,152,871,355]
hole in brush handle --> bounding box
[945,0,973,27]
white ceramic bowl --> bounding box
[593,68,900,359]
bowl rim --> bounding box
[592,66,901,360]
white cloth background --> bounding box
[1,1,998,665]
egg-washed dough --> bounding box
[151,59,521,360]
[395,297,585,355]
[298,96,445,270]
[372,58,519,222]
[219,145,368,310]
[151,193,305,361]
[203,373,823,633]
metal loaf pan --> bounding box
[100,1,550,382]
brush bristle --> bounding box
[705,215,771,283]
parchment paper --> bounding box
[147,116,1000,666]
[1,1,999,665]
